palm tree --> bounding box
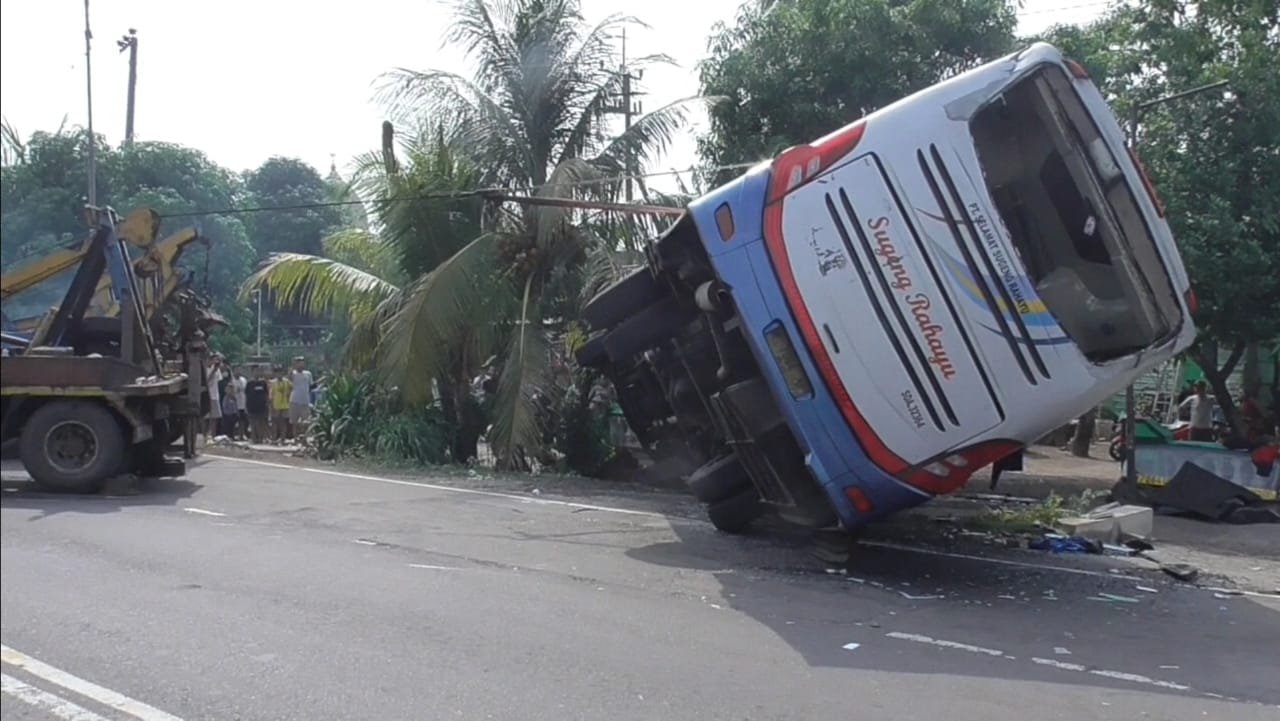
[377,0,714,467]
[241,123,499,461]
[245,0,714,468]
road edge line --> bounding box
[1,673,111,721]
[1,646,184,721]
[203,454,667,518]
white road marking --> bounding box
[1,673,111,721]
[885,632,1195,693]
[181,507,225,517]
[861,541,1144,580]
[884,632,1005,657]
[206,454,665,518]
[1031,657,1191,691]
[407,563,462,571]
[1,645,184,721]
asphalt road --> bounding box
[2,454,1277,721]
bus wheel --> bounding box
[688,454,751,504]
[583,268,664,332]
[707,488,765,534]
[20,401,125,494]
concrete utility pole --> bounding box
[118,28,138,149]
[83,0,97,205]
[1121,78,1229,490]
[601,27,645,201]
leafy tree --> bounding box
[1,132,258,359]
[1043,0,1280,430]
[243,157,344,258]
[697,0,1018,180]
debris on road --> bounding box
[1089,593,1140,604]
[899,591,943,600]
[1028,534,1099,554]
[1057,503,1153,543]
[1160,562,1200,583]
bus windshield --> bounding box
[969,63,1180,362]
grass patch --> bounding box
[964,489,1110,535]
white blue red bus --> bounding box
[576,43,1197,538]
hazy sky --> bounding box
[0,0,1108,192]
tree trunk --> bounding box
[438,374,482,464]
[1242,341,1261,393]
[1070,407,1097,458]
[1199,340,1248,437]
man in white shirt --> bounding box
[205,354,225,441]
[232,368,249,440]
[289,356,314,431]
[1178,381,1216,442]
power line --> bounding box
[1015,1,1116,17]
[157,161,763,220]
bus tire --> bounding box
[19,400,125,494]
[707,488,764,534]
[583,268,664,332]
[688,454,750,504]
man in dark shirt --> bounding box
[245,369,271,444]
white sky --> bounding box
[0,0,1108,194]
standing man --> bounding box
[288,356,314,439]
[245,369,271,444]
[270,366,292,442]
[1178,381,1216,442]
[205,354,225,442]
[233,367,249,440]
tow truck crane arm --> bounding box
[1,208,208,333]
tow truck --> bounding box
[1,206,207,492]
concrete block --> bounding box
[1058,503,1153,543]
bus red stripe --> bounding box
[762,200,909,475]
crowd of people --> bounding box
[201,354,322,445]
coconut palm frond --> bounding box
[341,291,405,371]
[592,96,727,176]
[485,276,551,469]
[321,228,406,284]
[376,231,506,404]
[577,244,632,312]
[239,253,400,324]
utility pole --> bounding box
[1121,78,1229,490]
[83,0,97,205]
[601,28,644,201]
[253,289,263,357]
[118,28,138,149]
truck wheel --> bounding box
[707,487,765,534]
[19,401,126,494]
[688,454,751,504]
[583,268,664,332]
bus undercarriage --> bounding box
[576,215,840,534]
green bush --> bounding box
[310,372,450,465]
[552,368,615,477]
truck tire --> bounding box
[602,296,693,361]
[707,487,765,534]
[19,400,126,494]
[688,454,751,504]
[583,268,664,332]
